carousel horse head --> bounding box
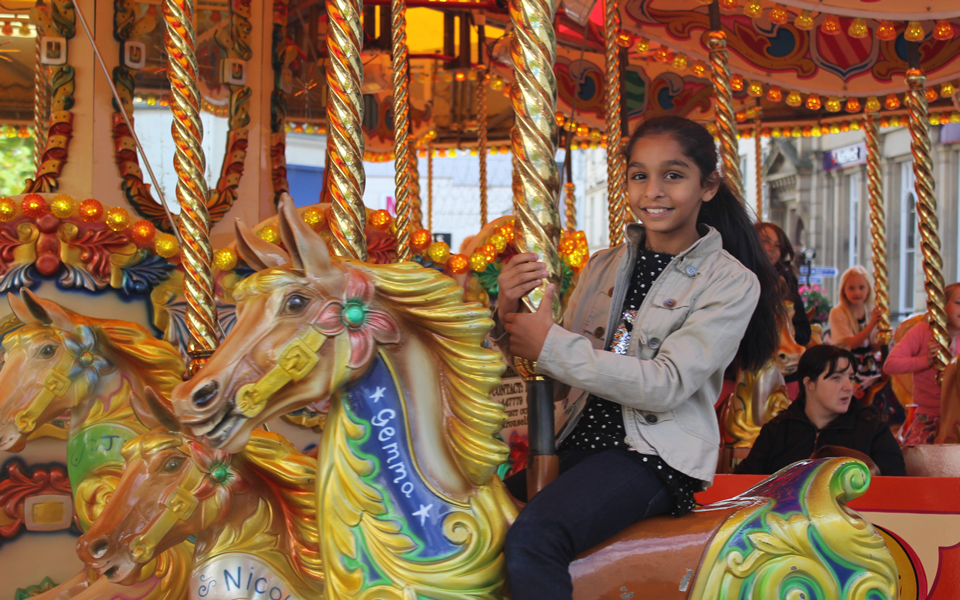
[775,300,806,376]
[0,290,183,451]
[172,196,507,476]
[77,390,322,588]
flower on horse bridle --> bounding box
[62,326,114,393]
[187,441,251,500]
[315,269,401,369]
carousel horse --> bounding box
[170,197,898,599]
[0,291,191,600]
[77,392,323,600]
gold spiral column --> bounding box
[478,70,489,228]
[32,36,49,172]
[326,0,367,260]
[865,113,891,345]
[427,145,434,232]
[391,0,412,261]
[510,0,562,321]
[564,182,577,232]
[754,111,762,219]
[604,0,626,246]
[408,136,422,230]
[707,30,744,204]
[163,0,218,363]
[906,69,950,373]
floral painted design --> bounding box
[316,270,401,369]
[64,326,114,392]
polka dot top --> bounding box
[559,247,698,516]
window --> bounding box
[847,172,859,269]
[900,163,917,315]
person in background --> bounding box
[757,222,811,346]
[735,345,906,476]
[829,266,882,382]
[884,283,960,445]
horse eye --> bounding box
[39,345,56,359]
[284,294,308,315]
[162,456,185,473]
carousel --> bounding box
[0,0,958,596]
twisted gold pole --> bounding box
[754,112,762,219]
[707,30,744,204]
[865,113,891,346]
[510,0,562,322]
[163,0,218,362]
[391,0,412,261]
[408,136,422,230]
[478,70,489,228]
[427,145,433,232]
[564,182,577,232]
[604,0,626,246]
[326,0,367,260]
[906,69,949,374]
[33,36,49,172]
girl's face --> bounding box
[758,227,782,265]
[843,274,870,306]
[626,135,718,240]
[805,359,856,419]
[947,288,960,330]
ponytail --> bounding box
[625,116,784,372]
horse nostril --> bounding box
[90,538,109,559]
[192,381,219,408]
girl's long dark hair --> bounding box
[624,116,784,372]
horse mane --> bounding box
[237,431,324,584]
[232,260,510,485]
[355,260,509,486]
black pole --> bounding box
[525,377,557,498]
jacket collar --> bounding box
[782,397,863,430]
[625,223,723,276]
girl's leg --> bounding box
[504,448,672,600]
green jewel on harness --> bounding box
[343,301,367,328]
[210,464,230,484]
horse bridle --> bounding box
[10,334,86,434]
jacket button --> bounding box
[663,298,676,308]
[685,265,698,277]
[648,337,661,349]
[607,286,615,296]
[593,326,605,339]
[645,414,658,424]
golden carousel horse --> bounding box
[169,197,898,599]
[77,392,323,600]
[0,291,191,600]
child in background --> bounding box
[829,266,882,382]
[884,283,960,445]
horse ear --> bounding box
[20,289,74,331]
[277,193,332,275]
[7,292,36,325]
[234,219,291,271]
[138,387,181,433]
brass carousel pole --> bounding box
[754,108,763,219]
[865,112,891,349]
[564,129,577,232]
[510,0,562,497]
[905,53,950,375]
[604,0,626,246]
[391,0,412,261]
[478,69,489,228]
[707,1,744,203]
[427,145,434,232]
[326,0,367,260]
[162,0,218,369]
[33,37,49,172]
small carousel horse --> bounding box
[77,393,323,600]
[171,197,899,600]
[0,291,191,600]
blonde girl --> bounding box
[829,266,882,380]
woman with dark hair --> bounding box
[735,345,905,476]
[757,222,812,346]
[494,116,784,600]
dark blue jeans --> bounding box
[504,449,672,600]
